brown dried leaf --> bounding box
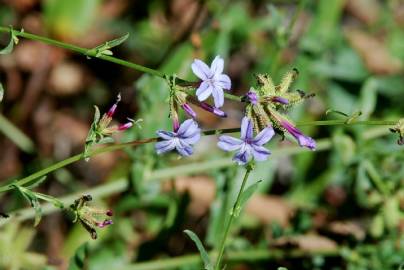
[164,176,216,216]
[345,28,402,75]
[328,221,366,241]
[345,0,380,25]
[272,234,338,252]
[166,177,293,226]
[245,194,293,227]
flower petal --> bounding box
[176,143,194,156]
[253,126,275,146]
[216,74,231,90]
[212,85,224,108]
[218,135,243,151]
[177,119,200,138]
[156,130,175,140]
[191,59,212,80]
[196,81,213,101]
[182,131,201,145]
[211,56,224,74]
[155,140,176,154]
[297,135,316,150]
[251,145,271,161]
[233,149,249,165]
[240,117,253,140]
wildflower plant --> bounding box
[0,10,402,270]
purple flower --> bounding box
[191,55,231,108]
[246,89,258,104]
[155,119,201,156]
[218,117,275,165]
[271,96,289,105]
[280,120,316,150]
[181,103,197,119]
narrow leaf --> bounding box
[235,180,262,217]
[105,33,129,48]
[0,28,14,55]
[0,82,4,102]
[68,242,90,270]
[24,176,47,189]
[184,230,213,270]
[13,185,43,226]
[35,193,64,209]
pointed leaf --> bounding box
[0,28,15,55]
[13,185,42,226]
[0,82,4,102]
[235,180,262,217]
[24,176,47,189]
[35,193,64,209]
[105,33,129,49]
[184,230,213,270]
[68,242,90,270]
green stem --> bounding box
[0,26,244,102]
[0,26,165,78]
[214,165,253,270]
[1,125,393,225]
[0,119,396,194]
[121,248,339,270]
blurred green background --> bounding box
[0,0,403,269]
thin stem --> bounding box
[0,27,244,102]
[214,165,253,270]
[121,248,339,270]
[0,120,397,194]
[0,26,165,78]
[1,125,393,225]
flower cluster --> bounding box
[244,70,316,150]
[155,56,316,165]
[84,94,136,159]
[70,194,113,240]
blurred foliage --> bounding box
[0,0,403,270]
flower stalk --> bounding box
[214,164,253,270]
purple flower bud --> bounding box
[96,220,113,228]
[280,120,316,150]
[181,103,197,118]
[106,210,113,216]
[106,93,121,117]
[199,102,227,118]
[107,103,117,118]
[271,96,289,105]
[246,90,258,105]
[118,122,133,131]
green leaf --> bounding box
[24,176,47,189]
[35,193,64,209]
[89,33,130,57]
[67,242,89,270]
[0,27,16,55]
[235,180,262,217]
[0,82,4,102]
[13,185,43,226]
[184,230,213,270]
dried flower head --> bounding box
[70,194,113,240]
[389,119,404,145]
[84,94,140,159]
[244,70,316,150]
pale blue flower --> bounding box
[155,119,201,156]
[218,117,274,165]
[191,56,231,108]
